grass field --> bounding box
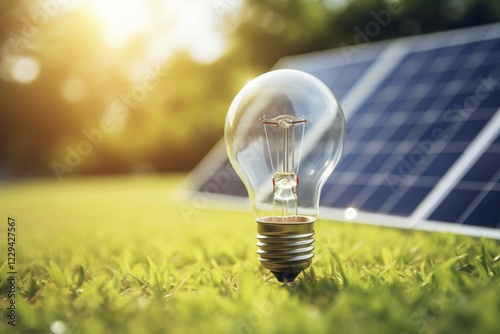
[0,174,499,334]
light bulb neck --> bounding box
[256,216,315,282]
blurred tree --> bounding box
[0,0,498,180]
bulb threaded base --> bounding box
[256,217,315,282]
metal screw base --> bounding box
[256,216,315,282]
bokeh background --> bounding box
[1,0,499,181]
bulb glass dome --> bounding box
[225,69,345,222]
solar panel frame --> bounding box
[182,23,500,239]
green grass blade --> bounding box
[327,247,349,288]
[47,261,65,287]
[77,265,85,288]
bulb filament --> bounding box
[263,115,306,218]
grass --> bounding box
[0,174,499,334]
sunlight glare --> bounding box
[10,56,41,84]
[86,0,236,63]
[189,31,227,64]
[50,320,66,334]
[160,1,229,64]
[344,207,358,220]
[87,0,150,48]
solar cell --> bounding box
[429,133,500,228]
[186,23,500,238]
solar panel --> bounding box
[185,23,500,238]
[425,121,500,227]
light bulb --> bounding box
[225,69,345,282]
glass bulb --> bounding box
[225,69,345,282]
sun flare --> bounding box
[84,0,238,64]
[86,0,151,48]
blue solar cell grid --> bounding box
[320,36,500,217]
[306,60,373,100]
[429,133,500,228]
